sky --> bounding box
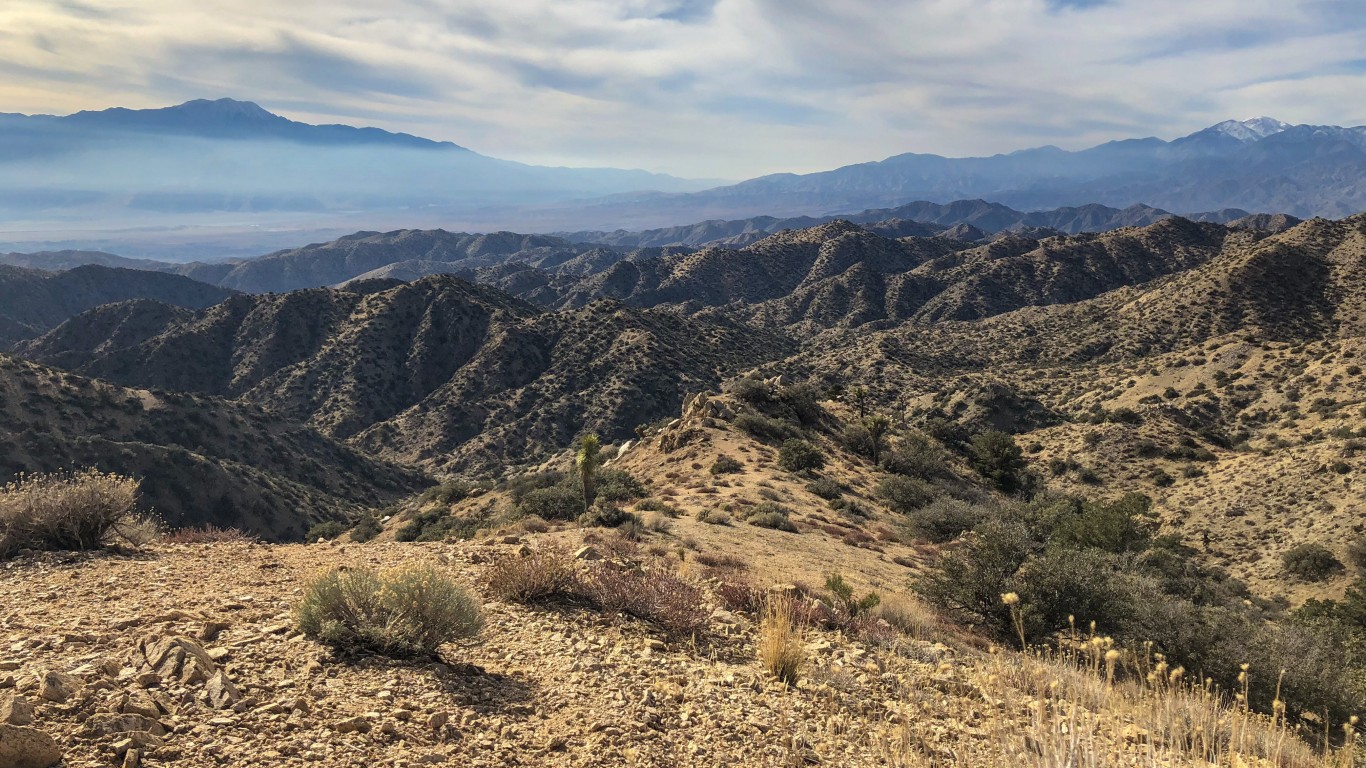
[2,0,1366,179]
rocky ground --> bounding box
[0,539,973,768]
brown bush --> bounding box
[162,524,255,544]
[485,547,581,603]
[0,470,149,557]
[583,564,709,637]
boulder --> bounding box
[138,636,216,684]
[0,724,61,768]
[0,695,31,726]
[36,672,79,704]
[203,670,241,709]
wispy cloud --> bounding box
[1,0,1364,177]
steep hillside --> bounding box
[19,276,786,474]
[0,355,424,538]
[0,265,236,345]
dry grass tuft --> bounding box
[759,596,805,686]
[162,524,255,544]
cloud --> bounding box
[0,0,1364,177]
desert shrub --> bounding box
[517,485,585,521]
[968,430,1027,494]
[1150,468,1175,487]
[734,412,800,443]
[824,572,880,616]
[695,509,731,525]
[503,471,565,502]
[728,376,773,405]
[1051,493,1156,554]
[710,455,744,475]
[163,524,254,544]
[1282,543,1343,582]
[306,521,347,541]
[485,548,580,603]
[0,470,147,558]
[877,474,935,514]
[1347,537,1366,571]
[349,515,382,543]
[873,595,939,640]
[903,498,988,543]
[805,477,843,500]
[1012,548,1135,640]
[635,497,679,516]
[779,382,825,426]
[840,424,879,461]
[297,565,482,659]
[715,581,764,618]
[917,518,1035,637]
[421,480,474,506]
[394,508,477,542]
[693,551,748,570]
[758,598,804,685]
[747,502,798,532]
[881,434,948,479]
[595,469,646,503]
[583,565,708,636]
[580,505,637,528]
[778,439,824,472]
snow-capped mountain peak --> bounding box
[1207,117,1291,142]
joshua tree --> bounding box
[863,414,891,464]
[576,433,602,511]
[851,386,869,419]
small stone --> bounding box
[206,647,230,663]
[120,690,161,719]
[0,723,62,768]
[79,714,167,738]
[0,694,33,726]
[204,670,241,709]
[121,748,141,768]
[37,671,79,704]
[197,621,230,642]
[134,672,161,689]
[500,535,521,545]
[644,639,666,652]
[426,711,449,731]
[573,546,601,561]
[333,716,371,734]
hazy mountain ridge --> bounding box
[0,264,237,345]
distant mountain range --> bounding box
[1,100,1363,255]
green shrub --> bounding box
[349,515,382,543]
[421,480,473,506]
[968,430,1027,494]
[881,434,948,479]
[394,508,478,542]
[778,439,825,472]
[1347,537,1366,570]
[805,477,843,500]
[580,506,637,528]
[1282,543,1344,582]
[1051,493,1155,554]
[903,498,988,543]
[635,498,681,516]
[748,502,798,533]
[296,565,482,659]
[517,485,585,521]
[825,572,880,616]
[595,469,646,502]
[876,474,935,514]
[710,456,744,475]
[307,521,347,541]
[734,412,800,443]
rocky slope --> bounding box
[18,276,786,474]
[0,355,424,538]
